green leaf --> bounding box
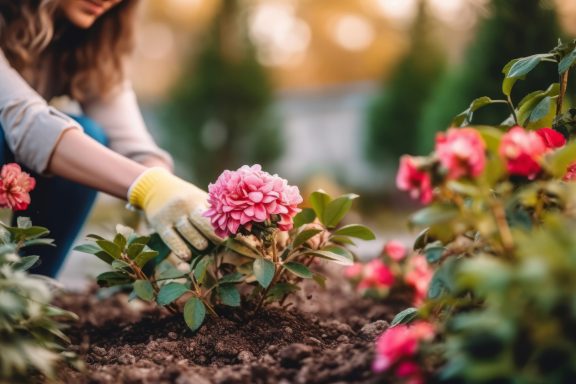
[410,205,459,227]
[96,271,133,287]
[146,233,170,262]
[502,58,523,96]
[559,47,576,73]
[219,272,244,284]
[111,259,132,271]
[253,258,275,288]
[225,238,261,258]
[293,208,316,228]
[543,140,576,178]
[507,54,551,78]
[391,308,419,327]
[157,282,189,306]
[517,83,559,126]
[157,267,188,281]
[183,297,206,332]
[329,235,356,246]
[425,244,444,264]
[310,190,330,223]
[219,285,241,307]
[283,261,313,278]
[528,95,553,123]
[333,224,376,240]
[413,228,431,251]
[73,243,114,264]
[133,248,159,268]
[477,126,503,153]
[126,243,145,260]
[292,228,323,249]
[452,97,505,126]
[12,255,40,272]
[305,249,353,266]
[324,194,359,228]
[133,280,154,302]
[193,256,212,284]
[266,282,300,301]
[86,234,106,241]
[96,240,121,259]
[23,238,55,248]
[113,233,127,251]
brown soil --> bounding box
[56,269,412,384]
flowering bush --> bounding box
[0,163,35,211]
[382,39,576,382]
[78,165,375,332]
[345,240,433,306]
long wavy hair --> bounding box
[0,0,139,102]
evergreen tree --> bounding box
[162,0,282,186]
[417,0,561,153]
[365,0,445,164]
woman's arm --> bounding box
[48,128,146,198]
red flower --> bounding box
[535,127,566,150]
[435,127,486,179]
[499,126,547,179]
[396,156,433,204]
[0,164,35,211]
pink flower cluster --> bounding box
[204,165,303,238]
[405,255,433,306]
[0,163,35,211]
[436,128,486,179]
[499,126,549,179]
[396,156,433,204]
[345,259,395,293]
[373,322,435,384]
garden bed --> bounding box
[56,268,410,384]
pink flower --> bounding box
[564,163,576,181]
[344,263,363,279]
[535,127,566,150]
[499,126,547,179]
[384,240,407,261]
[204,165,303,238]
[405,255,433,306]
[373,322,434,373]
[357,259,395,292]
[396,361,425,384]
[435,128,486,179]
[396,156,433,204]
[0,163,35,211]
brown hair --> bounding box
[0,0,140,102]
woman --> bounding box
[0,0,220,277]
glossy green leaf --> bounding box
[253,258,275,288]
[225,238,261,258]
[134,249,159,268]
[134,280,154,302]
[96,271,133,287]
[219,272,244,284]
[324,194,359,228]
[73,243,114,264]
[157,267,188,281]
[126,243,145,260]
[23,238,55,248]
[183,297,206,332]
[452,97,505,126]
[543,140,576,178]
[292,228,323,248]
[507,54,551,78]
[528,95,553,123]
[219,285,241,307]
[193,256,212,284]
[157,282,189,306]
[283,261,313,278]
[559,47,576,73]
[266,282,300,301]
[305,249,353,266]
[293,208,316,228]
[96,240,121,259]
[310,190,330,223]
[334,224,376,240]
[113,233,127,251]
[425,245,444,264]
[12,255,40,272]
[329,235,356,246]
[111,259,132,271]
[391,307,418,327]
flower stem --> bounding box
[489,197,514,255]
[556,70,570,119]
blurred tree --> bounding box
[162,0,282,187]
[365,0,446,165]
[417,0,561,153]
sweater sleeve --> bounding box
[82,81,174,170]
[0,50,83,174]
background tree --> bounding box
[365,0,445,165]
[162,0,282,187]
[417,0,561,153]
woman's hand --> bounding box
[128,168,223,260]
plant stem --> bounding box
[507,96,519,125]
[489,197,514,255]
[556,70,570,119]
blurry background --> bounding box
[59,0,576,288]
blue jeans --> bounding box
[0,116,108,277]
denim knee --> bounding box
[69,115,108,147]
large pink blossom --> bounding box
[435,128,486,179]
[204,165,303,237]
[373,322,434,374]
[396,156,433,204]
[499,126,547,179]
[0,163,35,211]
[384,240,407,262]
[405,255,433,306]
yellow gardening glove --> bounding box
[128,167,222,260]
